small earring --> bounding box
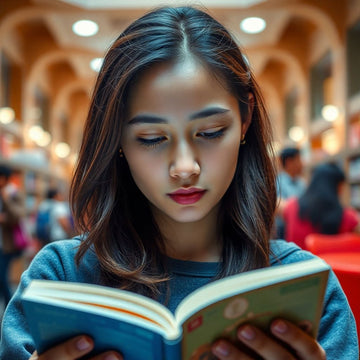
[119,148,124,157]
[240,136,246,145]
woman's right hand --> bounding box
[29,335,123,360]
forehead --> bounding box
[127,58,236,116]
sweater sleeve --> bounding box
[317,270,359,360]
[0,239,92,359]
[270,240,359,359]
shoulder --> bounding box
[25,237,100,283]
[269,239,316,265]
[38,237,81,257]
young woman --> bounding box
[0,6,357,360]
[283,162,359,249]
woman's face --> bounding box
[121,58,250,224]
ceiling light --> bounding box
[0,107,15,124]
[55,142,71,158]
[36,131,52,147]
[72,19,99,37]
[288,126,305,142]
[240,17,266,34]
[90,57,103,72]
[321,105,339,122]
[29,125,44,142]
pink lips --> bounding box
[168,188,206,205]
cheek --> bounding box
[211,137,240,171]
[125,152,165,191]
[202,141,240,188]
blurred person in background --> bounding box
[35,188,74,245]
[274,146,306,239]
[0,165,26,308]
[283,162,359,249]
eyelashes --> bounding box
[197,129,225,140]
[136,128,226,148]
[136,136,167,148]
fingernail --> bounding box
[273,320,288,334]
[76,337,92,351]
[239,325,256,340]
[213,341,230,357]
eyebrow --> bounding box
[128,106,230,125]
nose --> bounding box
[169,142,200,180]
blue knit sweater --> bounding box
[0,239,358,359]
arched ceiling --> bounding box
[1,0,348,84]
[0,0,358,148]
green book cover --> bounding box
[180,272,327,359]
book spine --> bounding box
[163,337,182,360]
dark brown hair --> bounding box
[299,162,345,234]
[70,6,277,297]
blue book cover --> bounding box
[22,292,182,360]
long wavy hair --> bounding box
[299,163,345,234]
[70,6,277,297]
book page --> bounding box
[175,258,328,322]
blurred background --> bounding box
[0,0,360,309]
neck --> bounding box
[153,207,222,262]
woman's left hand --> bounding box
[211,319,326,359]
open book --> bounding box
[22,257,329,360]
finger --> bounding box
[29,351,39,360]
[237,324,296,360]
[271,319,326,360]
[211,339,253,360]
[37,335,94,360]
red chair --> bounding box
[305,233,360,255]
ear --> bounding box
[241,92,254,137]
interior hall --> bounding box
[1,0,360,336]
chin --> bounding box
[168,209,210,224]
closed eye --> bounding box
[136,136,167,148]
[197,128,226,140]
